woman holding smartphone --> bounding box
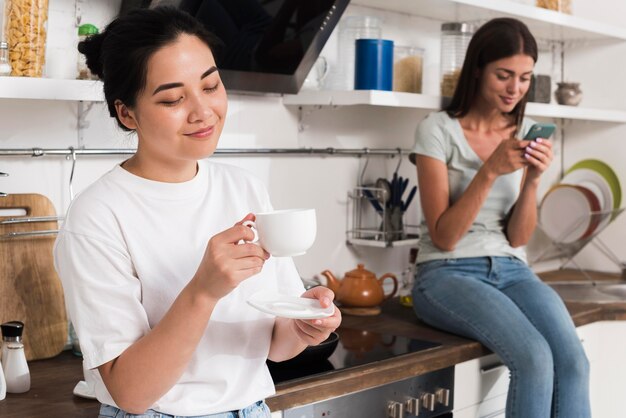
[410,18,590,418]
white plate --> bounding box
[247,290,335,319]
[562,168,613,213]
[73,380,96,400]
[540,185,599,243]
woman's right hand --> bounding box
[192,213,269,300]
[483,138,529,177]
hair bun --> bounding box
[78,32,106,79]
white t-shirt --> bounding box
[53,159,305,416]
[412,111,535,264]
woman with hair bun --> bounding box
[410,18,590,418]
[54,7,340,417]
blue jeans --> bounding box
[412,256,590,418]
[98,400,271,418]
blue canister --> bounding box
[354,39,394,91]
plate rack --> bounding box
[531,208,625,277]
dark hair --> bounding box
[78,6,220,131]
[445,18,538,134]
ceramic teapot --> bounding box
[321,264,398,308]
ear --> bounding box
[114,100,138,130]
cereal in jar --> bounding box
[3,0,49,77]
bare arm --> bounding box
[416,138,529,251]
[98,216,268,414]
[505,138,553,247]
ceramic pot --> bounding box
[555,82,582,106]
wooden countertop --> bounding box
[1,270,625,417]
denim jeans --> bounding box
[412,256,590,418]
[98,400,271,418]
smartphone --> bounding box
[523,122,556,141]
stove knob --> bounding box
[435,388,450,407]
[420,392,436,411]
[405,397,420,416]
[387,401,404,418]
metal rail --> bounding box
[0,147,411,158]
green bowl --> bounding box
[566,159,622,216]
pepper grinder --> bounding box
[1,321,30,393]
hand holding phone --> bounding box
[523,122,556,141]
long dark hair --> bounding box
[445,18,538,135]
[78,6,220,131]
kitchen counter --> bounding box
[1,270,625,417]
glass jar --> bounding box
[536,0,572,14]
[329,15,381,90]
[440,22,475,97]
[3,0,49,77]
[0,41,12,76]
[77,23,98,80]
[393,45,424,94]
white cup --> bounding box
[243,209,317,257]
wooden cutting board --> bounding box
[0,193,67,361]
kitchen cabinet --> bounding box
[452,321,626,418]
[452,353,509,418]
[577,321,626,418]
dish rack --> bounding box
[346,186,419,248]
[531,208,624,277]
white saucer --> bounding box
[247,290,335,319]
[73,380,97,399]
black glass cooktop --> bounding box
[267,328,441,384]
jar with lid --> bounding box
[393,45,424,94]
[0,41,12,76]
[440,22,475,97]
[536,0,572,14]
[328,15,381,90]
[77,23,98,80]
[3,0,49,77]
[1,321,30,393]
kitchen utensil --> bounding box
[0,194,67,361]
[566,159,621,212]
[562,168,613,232]
[242,208,316,257]
[402,186,418,212]
[540,184,601,243]
[363,189,384,213]
[321,264,398,310]
[247,290,335,319]
[374,178,391,205]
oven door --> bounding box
[283,367,454,418]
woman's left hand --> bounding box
[523,138,553,181]
[292,286,342,346]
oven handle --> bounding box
[480,361,507,374]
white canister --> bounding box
[3,343,30,393]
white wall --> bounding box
[2,0,626,282]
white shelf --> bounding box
[347,236,419,248]
[284,90,626,123]
[353,0,626,42]
[526,102,626,123]
[284,89,443,108]
[0,77,104,101]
